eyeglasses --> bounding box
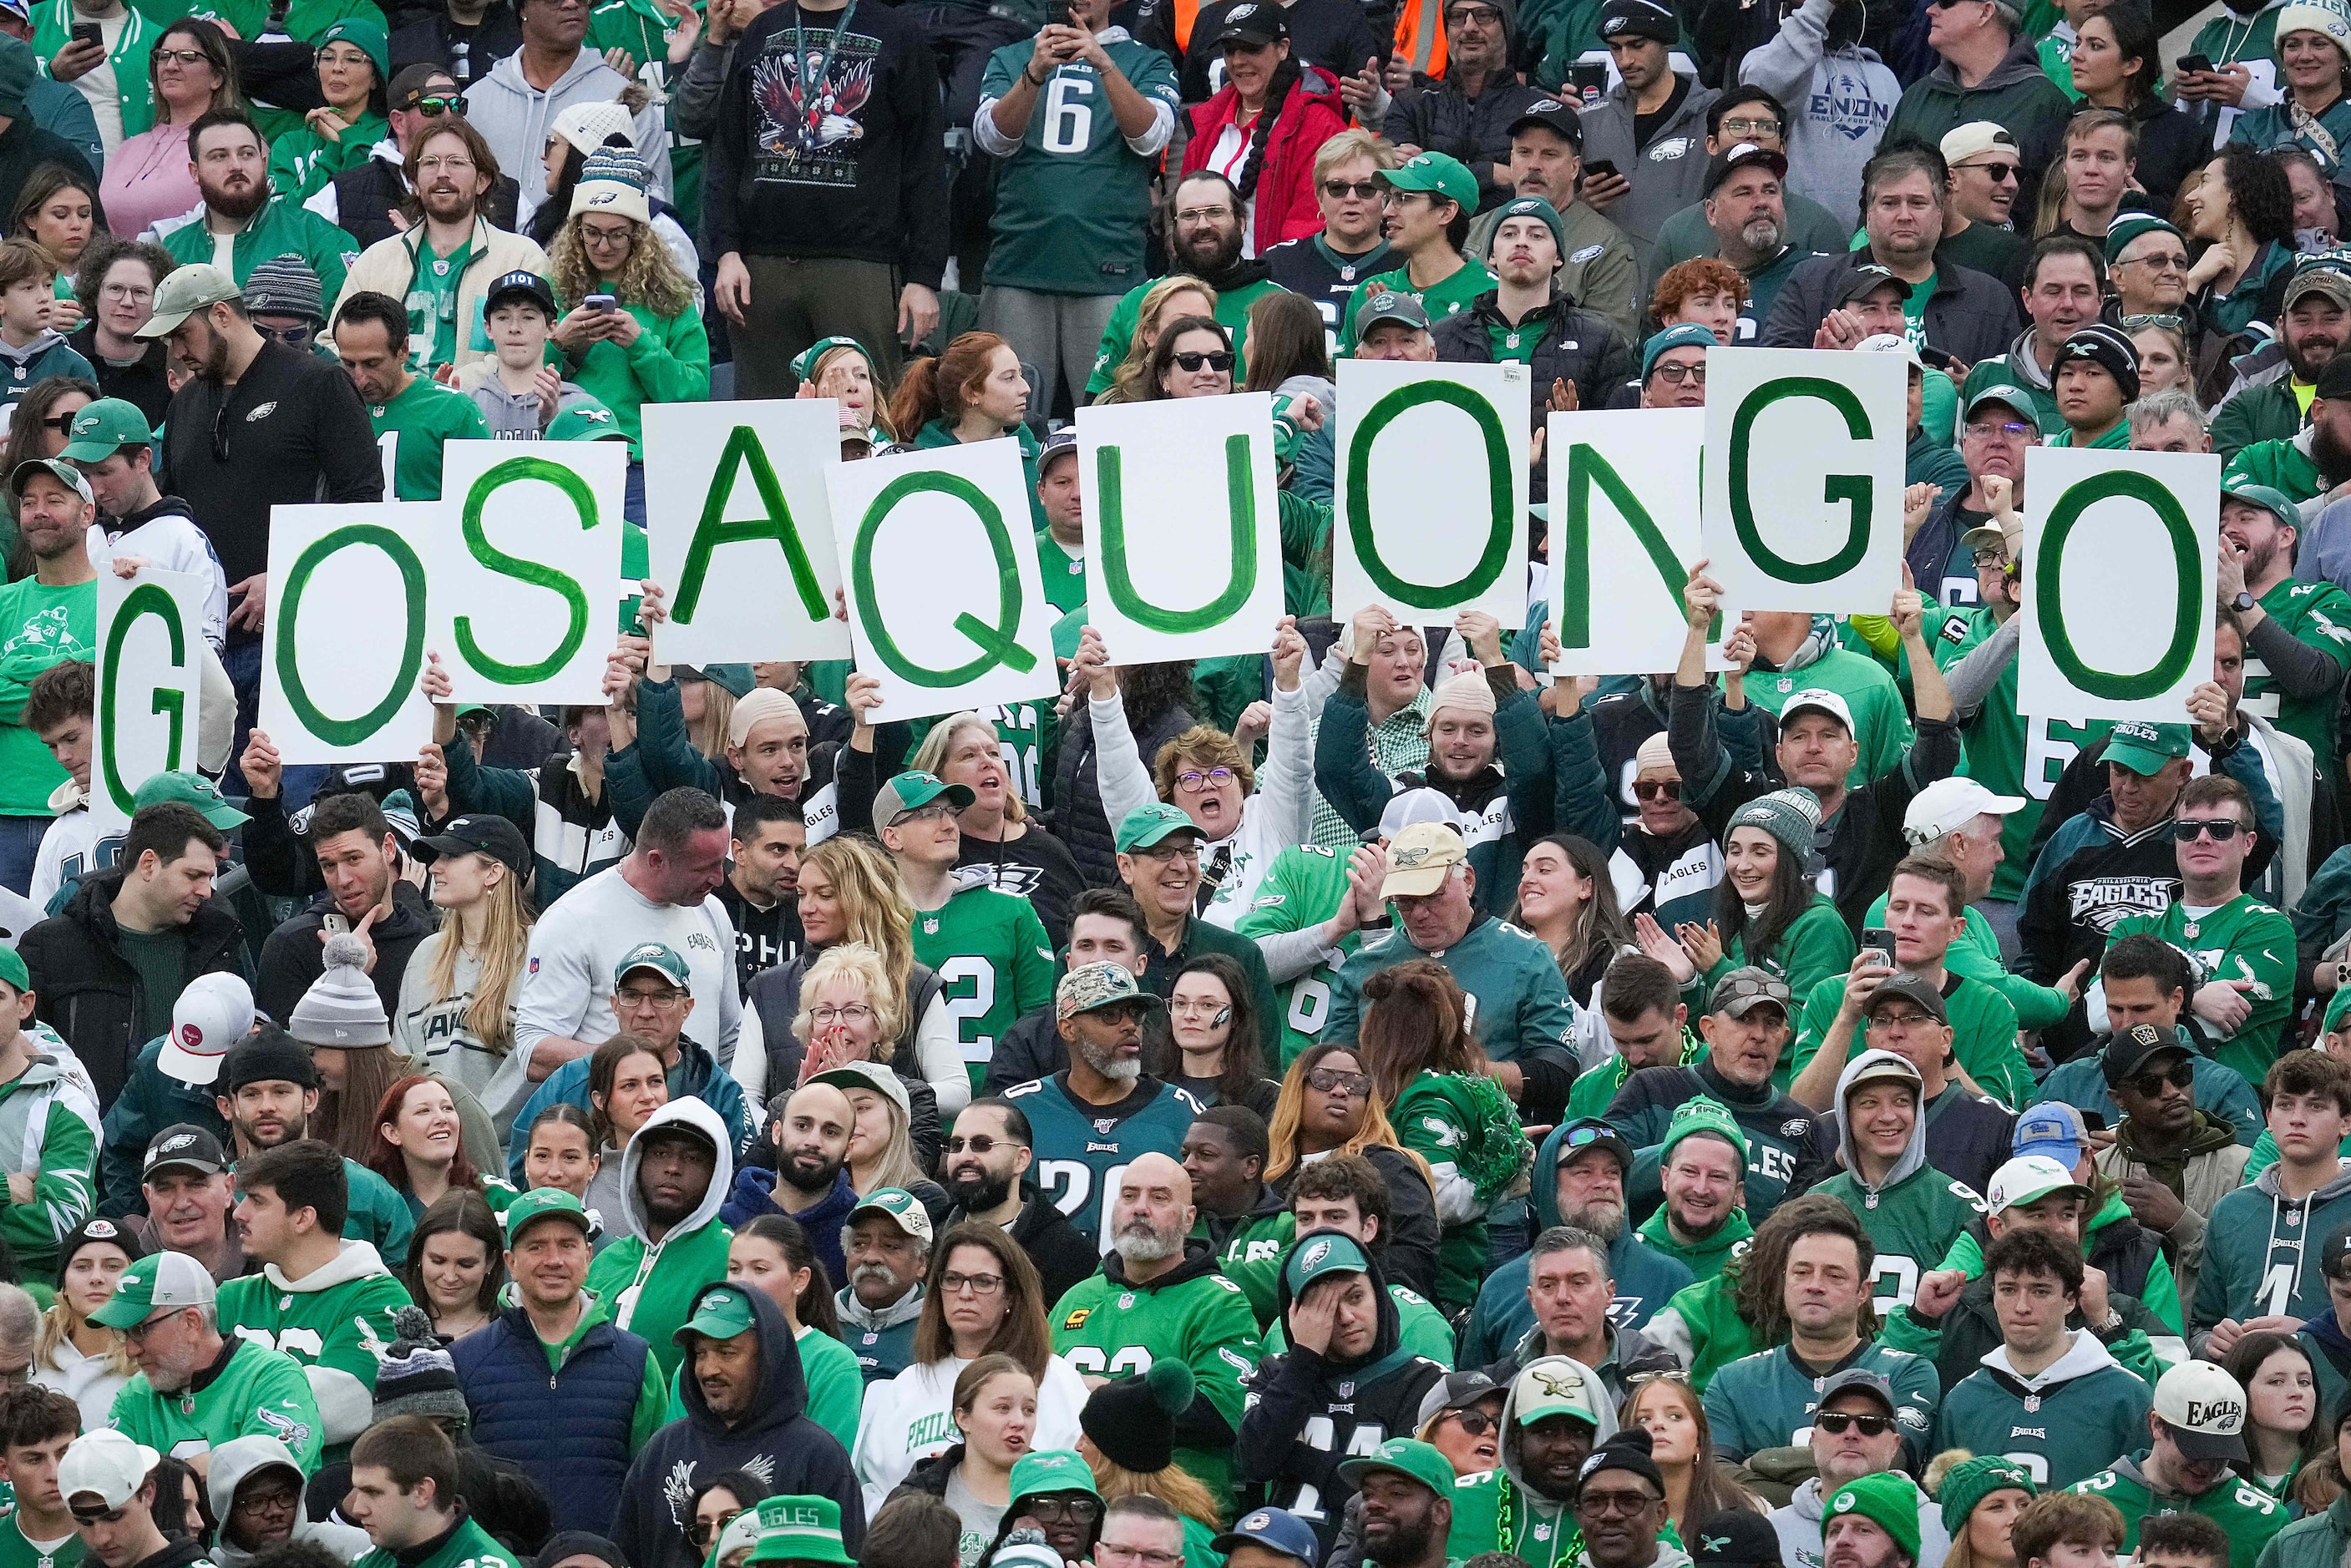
[1633,778,1681,802]
[2121,312,2187,331]
[889,802,957,827]
[1173,206,1234,225]
[691,1509,742,1546]
[403,94,465,115]
[2126,1061,2195,1096]
[1134,841,1201,862]
[616,986,687,1009]
[415,153,476,174]
[1026,1498,1103,1525]
[1719,115,1779,137]
[1965,419,2033,440]
[1577,1490,1662,1518]
[1176,766,1236,793]
[2117,251,2190,272]
[1957,160,2020,183]
[1972,547,2008,568]
[1813,1411,1894,1436]
[1443,3,1501,20]
[151,46,211,63]
[235,1485,301,1515]
[1653,361,1705,385]
[1323,179,1381,199]
[40,412,74,433]
[1446,1409,1500,1436]
[2171,817,2245,842]
[1097,1547,1183,1568]
[99,281,149,302]
[1172,350,1234,372]
[1867,1009,1937,1029]
[940,1270,1005,1296]
[943,1134,1014,1155]
[580,221,635,248]
[1305,1066,1370,1096]
[810,1004,874,1024]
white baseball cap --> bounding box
[1780,688,1854,735]
[1374,787,1467,841]
[159,972,256,1086]
[1983,1154,2092,1215]
[2153,1360,2249,1461]
[58,1430,160,1511]
[1854,333,1925,372]
[1903,776,2029,847]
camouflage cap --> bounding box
[1055,962,1163,1022]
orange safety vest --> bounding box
[1170,0,1203,54]
[1392,0,1447,80]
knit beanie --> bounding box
[2104,212,2182,266]
[57,1216,146,1282]
[1080,1358,1194,1474]
[218,1024,322,1093]
[537,1534,626,1568]
[1937,1456,2036,1538]
[1425,669,1497,731]
[0,38,35,120]
[572,146,651,226]
[1726,787,1822,862]
[1576,1426,1664,1497]
[243,254,325,324]
[290,933,391,1048]
[1659,1096,1747,1163]
[318,16,390,83]
[2278,2,2351,60]
[2050,321,2141,404]
[1826,1473,1923,1564]
[373,1305,469,1422]
[550,99,637,159]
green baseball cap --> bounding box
[1659,1095,1749,1162]
[1055,961,1163,1022]
[88,1251,215,1328]
[59,398,156,463]
[1337,1438,1457,1501]
[613,941,691,992]
[0,947,28,994]
[1282,1230,1372,1296]
[1115,802,1201,853]
[1008,1449,1101,1507]
[874,771,975,827]
[134,771,248,830]
[500,1186,591,1245]
[548,397,630,443]
[2325,987,2351,1035]
[1826,1473,1924,1564]
[2103,719,2191,776]
[2223,479,2301,534]
[744,1497,859,1568]
[848,1186,935,1247]
[674,1283,757,1345]
[1963,382,2038,423]
[1381,150,1478,214]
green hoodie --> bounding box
[267,111,391,202]
[1635,1205,1753,1284]
[583,1098,735,1383]
[557,292,710,462]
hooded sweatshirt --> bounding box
[1809,1050,1988,1313]
[835,1282,924,1385]
[1233,1245,1447,1554]
[2191,1157,2351,1353]
[205,1438,372,1568]
[462,50,671,227]
[214,1239,414,1458]
[584,1098,736,1383]
[1930,1329,2154,1487]
[1449,1353,1620,1568]
[611,1282,863,1568]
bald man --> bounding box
[1047,1150,1263,1498]
[728,1081,859,1284]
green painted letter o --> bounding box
[2033,470,2202,701]
[1345,381,1513,608]
[275,525,428,746]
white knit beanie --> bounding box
[288,933,391,1048]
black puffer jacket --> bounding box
[1049,700,1194,888]
[1758,246,2022,363]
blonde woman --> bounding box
[891,1353,1038,1565]
[1096,276,1218,405]
[32,1218,138,1431]
[397,814,535,1136]
[793,945,945,1216]
[737,839,964,1132]
[1262,1042,1442,1301]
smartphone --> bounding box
[1861,927,1895,968]
[69,22,99,48]
[585,292,617,313]
[1568,61,1605,101]
[322,912,350,937]
[2078,1110,2109,1133]
[1919,346,1957,371]
[1583,158,1620,183]
[2176,51,2214,73]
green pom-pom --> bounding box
[1146,1356,1195,1414]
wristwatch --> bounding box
[2234,590,2257,611]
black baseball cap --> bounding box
[413,812,531,877]
[2101,1022,2192,1089]
[142,1125,227,1181]
[1207,2,1287,47]
[1838,264,1908,306]
[1861,973,1948,1025]
[2320,1218,2351,1280]
[1506,98,1581,148]
[1704,140,1787,195]
[484,270,558,318]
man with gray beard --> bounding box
[835,1191,931,1386]
[1046,1152,1260,1499]
[1703,144,1813,341]
[1004,964,1205,1252]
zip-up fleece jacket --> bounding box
[834,1282,922,1385]
[1880,33,2075,157]
[2094,1112,2252,1316]
[583,1098,736,1384]
[336,218,550,375]
[207,1435,372,1568]
[151,195,360,300]
[1448,1353,1620,1567]
[2193,1161,2351,1353]
[612,1279,862,1568]
[701,0,946,284]
[1179,66,1348,256]
[1234,1243,1447,1555]
[1757,244,2023,365]
[1575,73,1720,263]
[19,867,246,1110]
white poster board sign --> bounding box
[826,438,1060,726]
[1333,359,1530,628]
[646,399,854,666]
[260,503,435,766]
[1077,393,1286,665]
[1545,408,1729,676]
[433,440,627,708]
[89,565,209,834]
[1701,346,1905,615]
[2018,446,2219,724]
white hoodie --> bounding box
[851,1351,1090,1516]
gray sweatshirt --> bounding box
[1736,0,1901,218]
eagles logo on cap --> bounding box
[1532,1367,1581,1399]
[2115,721,2158,741]
[1301,1240,1330,1268]
[1529,98,1561,110]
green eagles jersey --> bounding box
[1791,971,2033,1109]
[1933,1355,2155,1487]
[1233,843,1358,1069]
[1002,1074,1204,1247]
[1808,1165,1987,1310]
[109,1337,324,1469]
[2107,893,2294,1085]
[216,1247,415,1463]
[0,1516,81,1568]
[1747,649,1917,792]
[1035,530,1087,615]
[354,1514,519,1568]
[978,41,1181,296]
[370,376,492,501]
[2073,1455,2290,1568]
[911,884,1056,1090]
[1051,1262,1259,1496]
[0,576,93,817]
[2246,577,2351,758]
[1929,607,2043,900]
[1392,1073,1502,1310]
[1699,1341,1940,1459]
[1203,1207,1292,1324]
[1568,1028,1705,1122]
[1336,259,1498,355]
[985,701,1054,812]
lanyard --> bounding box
[788,0,862,138]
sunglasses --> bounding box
[1447,1409,1501,1436]
[2171,817,2245,842]
[2126,1061,2194,1097]
[1633,778,1681,802]
[258,323,316,348]
[1322,179,1381,199]
[1173,350,1234,372]
[1305,1066,1370,1096]
[403,94,465,115]
[943,1134,1014,1155]
[1653,361,1705,385]
[1958,160,2020,182]
[691,1509,742,1545]
[1813,1411,1894,1437]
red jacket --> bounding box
[1181,66,1347,255]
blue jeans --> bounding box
[0,814,43,895]
[626,460,646,526]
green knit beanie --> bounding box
[1937,1456,2036,1538]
